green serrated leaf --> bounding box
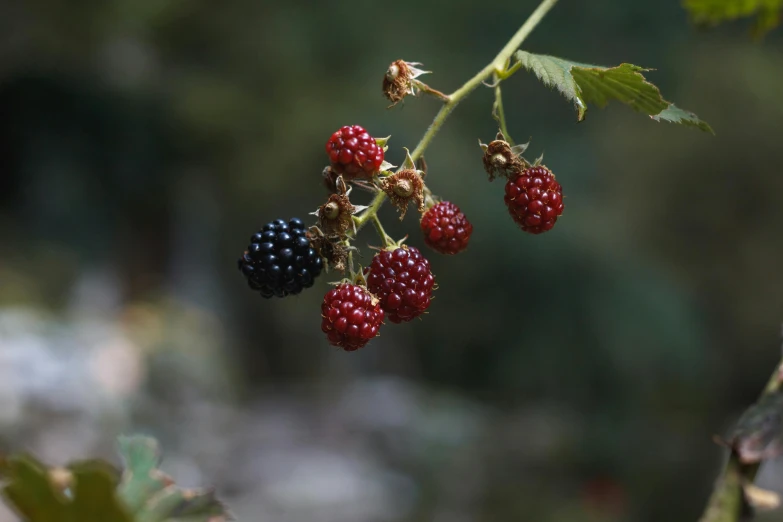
[651,104,715,133]
[117,435,232,522]
[1,435,231,522]
[68,461,132,522]
[513,51,713,133]
[684,0,783,37]
[119,435,162,474]
[2,455,132,522]
[513,52,590,119]
[2,455,66,522]
[118,435,172,514]
[570,64,669,116]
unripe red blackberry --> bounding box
[420,201,473,255]
[504,166,564,234]
[238,218,323,298]
[325,125,384,179]
[365,246,435,323]
[321,283,384,351]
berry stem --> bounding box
[490,0,560,73]
[422,184,437,210]
[492,81,515,146]
[348,0,559,240]
[346,241,356,274]
[352,189,387,231]
[412,80,451,102]
[370,214,393,248]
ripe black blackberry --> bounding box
[238,218,323,298]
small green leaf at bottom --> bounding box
[513,51,714,134]
[118,435,172,514]
[117,435,233,522]
[1,455,132,522]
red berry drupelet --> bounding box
[325,125,384,179]
[321,283,385,351]
[365,246,435,323]
[420,201,473,255]
[504,166,564,234]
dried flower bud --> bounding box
[480,132,527,181]
[383,60,430,107]
[316,193,356,237]
[308,227,350,273]
[379,169,425,220]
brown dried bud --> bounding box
[382,60,430,107]
[383,60,413,106]
[379,169,425,220]
[481,135,525,181]
[308,227,349,273]
[317,194,356,237]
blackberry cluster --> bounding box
[238,218,323,298]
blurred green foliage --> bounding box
[0,436,229,522]
[684,0,783,37]
[2,456,131,522]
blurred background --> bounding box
[1,1,782,521]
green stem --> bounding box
[491,0,560,72]
[350,0,559,242]
[370,214,393,247]
[497,59,524,80]
[493,82,514,145]
[347,246,355,274]
[353,189,388,229]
